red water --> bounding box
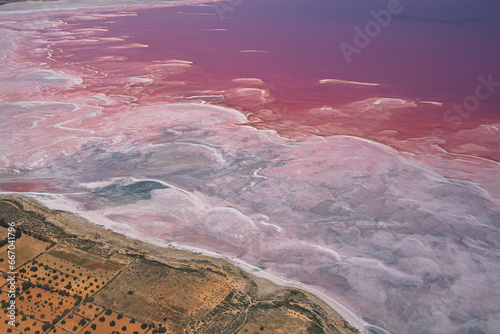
[40,0,500,160]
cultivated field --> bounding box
[0,284,19,334]
[57,312,88,333]
[93,258,234,332]
[74,301,103,320]
[0,226,7,239]
[0,234,51,272]
[17,260,104,296]
[16,286,78,323]
[80,310,149,334]
[39,243,124,281]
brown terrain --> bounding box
[0,194,358,334]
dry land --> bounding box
[0,195,358,333]
[0,234,51,272]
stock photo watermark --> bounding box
[213,0,243,22]
[433,73,500,137]
[340,0,412,64]
[4,221,18,326]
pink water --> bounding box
[42,0,500,161]
[1,1,500,333]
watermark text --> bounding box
[5,221,17,326]
[340,0,412,64]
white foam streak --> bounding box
[319,78,379,86]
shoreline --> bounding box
[0,7,371,330]
[0,191,370,333]
[0,2,390,333]
[0,194,360,334]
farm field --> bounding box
[12,313,47,334]
[74,301,104,320]
[17,260,105,296]
[56,312,88,333]
[80,310,149,334]
[93,258,233,331]
[0,284,20,333]
[15,286,79,323]
[0,233,51,272]
[0,319,21,334]
[39,243,124,281]
[0,226,7,239]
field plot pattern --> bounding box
[56,312,88,332]
[74,301,104,320]
[16,286,78,322]
[94,259,234,331]
[80,310,149,334]
[15,242,124,298]
[0,234,51,272]
[0,238,150,334]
